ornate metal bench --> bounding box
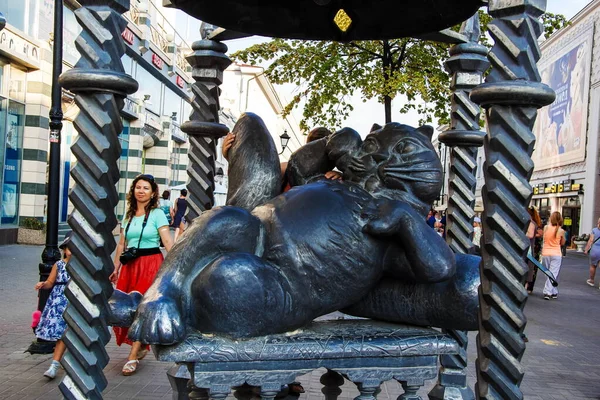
[155,319,460,400]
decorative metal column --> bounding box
[429,14,489,400]
[470,1,555,399]
[57,0,137,398]
[180,26,231,221]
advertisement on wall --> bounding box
[532,28,592,171]
[1,105,23,225]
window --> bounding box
[117,119,131,220]
[63,6,82,66]
[163,87,182,121]
[135,67,162,114]
[8,66,26,103]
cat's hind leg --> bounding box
[192,253,297,338]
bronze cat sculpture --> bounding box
[125,113,480,343]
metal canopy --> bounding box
[163,0,485,41]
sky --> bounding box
[223,1,593,135]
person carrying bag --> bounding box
[110,174,173,376]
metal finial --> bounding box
[459,13,481,43]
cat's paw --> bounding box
[128,297,184,345]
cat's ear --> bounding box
[416,125,434,139]
[370,123,382,132]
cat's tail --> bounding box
[226,113,282,210]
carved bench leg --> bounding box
[321,369,344,400]
[354,380,381,400]
[428,330,474,400]
[260,383,282,400]
[397,381,423,400]
[167,363,192,400]
[209,385,231,400]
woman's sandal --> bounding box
[122,360,139,376]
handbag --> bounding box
[119,212,149,265]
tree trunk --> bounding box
[384,95,392,123]
[383,40,392,124]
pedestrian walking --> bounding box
[35,231,73,379]
[158,190,174,227]
[526,206,543,293]
[541,211,566,300]
[110,174,173,376]
[172,188,188,242]
[583,217,600,288]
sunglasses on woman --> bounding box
[137,174,155,183]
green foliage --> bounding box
[20,217,46,231]
[231,11,569,131]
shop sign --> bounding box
[151,53,163,70]
[563,180,572,192]
[564,217,572,226]
[0,29,40,69]
[544,185,552,194]
[122,28,135,45]
[572,183,582,191]
[550,184,557,193]
[558,184,564,193]
[176,75,185,88]
[533,187,539,194]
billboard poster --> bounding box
[532,30,592,171]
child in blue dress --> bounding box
[35,232,72,379]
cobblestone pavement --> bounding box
[1,244,599,399]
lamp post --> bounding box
[278,129,291,154]
[30,0,63,354]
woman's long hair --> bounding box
[528,206,542,227]
[125,175,159,222]
[549,211,563,238]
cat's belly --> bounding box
[252,180,386,312]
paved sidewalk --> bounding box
[1,245,599,399]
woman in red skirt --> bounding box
[110,174,173,376]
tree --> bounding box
[232,11,568,132]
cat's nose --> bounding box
[371,153,387,162]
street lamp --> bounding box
[278,129,291,154]
[30,0,63,354]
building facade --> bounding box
[0,0,302,244]
[527,0,600,236]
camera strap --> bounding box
[124,211,150,252]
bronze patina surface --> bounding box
[162,0,485,41]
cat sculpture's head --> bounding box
[342,123,442,214]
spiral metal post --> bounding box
[429,15,489,400]
[180,37,231,221]
[57,0,138,398]
[470,1,555,399]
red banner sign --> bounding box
[176,75,185,88]
[121,28,134,45]
[152,53,163,70]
